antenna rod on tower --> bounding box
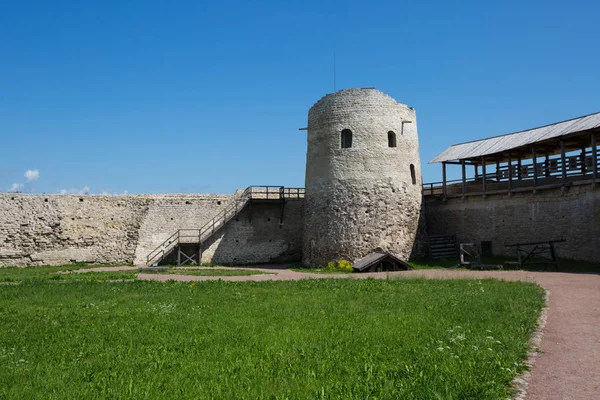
[333,52,336,92]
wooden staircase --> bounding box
[145,186,304,266]
[428,234,457,259]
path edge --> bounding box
[512,288,549,400]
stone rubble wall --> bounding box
[0,193,304,267]
[303,88,423,266]
[424,185,600,262]
[0,194,149,266]
[200,200,303,265]
[133,194,233,265]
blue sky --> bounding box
[1,0,599,194]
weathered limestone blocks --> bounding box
[0,193,305,267]
[303,88,423,265]
[0,194,150,266]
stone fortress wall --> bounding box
[425,185,600,262]
[2,185,598,267]
[0,193,303,267]
[303,88,423,266]
[2,86,598,267]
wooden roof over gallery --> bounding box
[430,111,600,165]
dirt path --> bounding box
[88,265,600,399]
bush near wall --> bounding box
[325,259,353,272]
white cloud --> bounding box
[24,169,39,182]
[99,189,129,195]
[8,183,24,192]
[6,169,40,193]
[58,186,90,195]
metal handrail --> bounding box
[145,186,305,265]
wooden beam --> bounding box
[560,139,567,187]
[508,153,512,193]
[441,161,471,166]
[592,132,597,186]
[442,162,447,197]
[545,153,550,178]
[461,159,466,197]
[496,161,500,181]
[532,146,537,191]
[517,156,522,180]
[481,156,487,195]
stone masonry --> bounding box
[0,193,304,267]
[425,184,600,262]
[303,88,423,266]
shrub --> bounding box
[337,259,353,272]
[325,261,337,271]
[324,260,353,272]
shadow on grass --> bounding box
[409,256,600,274]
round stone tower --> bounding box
[302,88,422,266]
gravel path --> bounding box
[87,265,600,399]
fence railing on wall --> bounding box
[423,147,599,197]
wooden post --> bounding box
[475,164,479,178]
[442,162,447,197]
[532,146,537,191]
[461,159,466,197]
[545,154,550,178]
[508,153,512,193]
[592,132,597,187]
[580,147,586,175]
[560,140,567,187]
[481,157,487,195]
[495,161,500,181]
[517,155,522,180]
[550,242,559,271]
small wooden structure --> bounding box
[505,239,565,270]
[459,242,503,270]
[353,252,412,272]
[429,234,457,259]
[459,243,482,266]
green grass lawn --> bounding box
[0,278,544,399]
[0,264,98,282]
[409,257,600,273]
[0,265,271,283]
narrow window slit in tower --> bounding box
[410,164,416,185]
[341,129,352,148]
[388,131,397,147]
